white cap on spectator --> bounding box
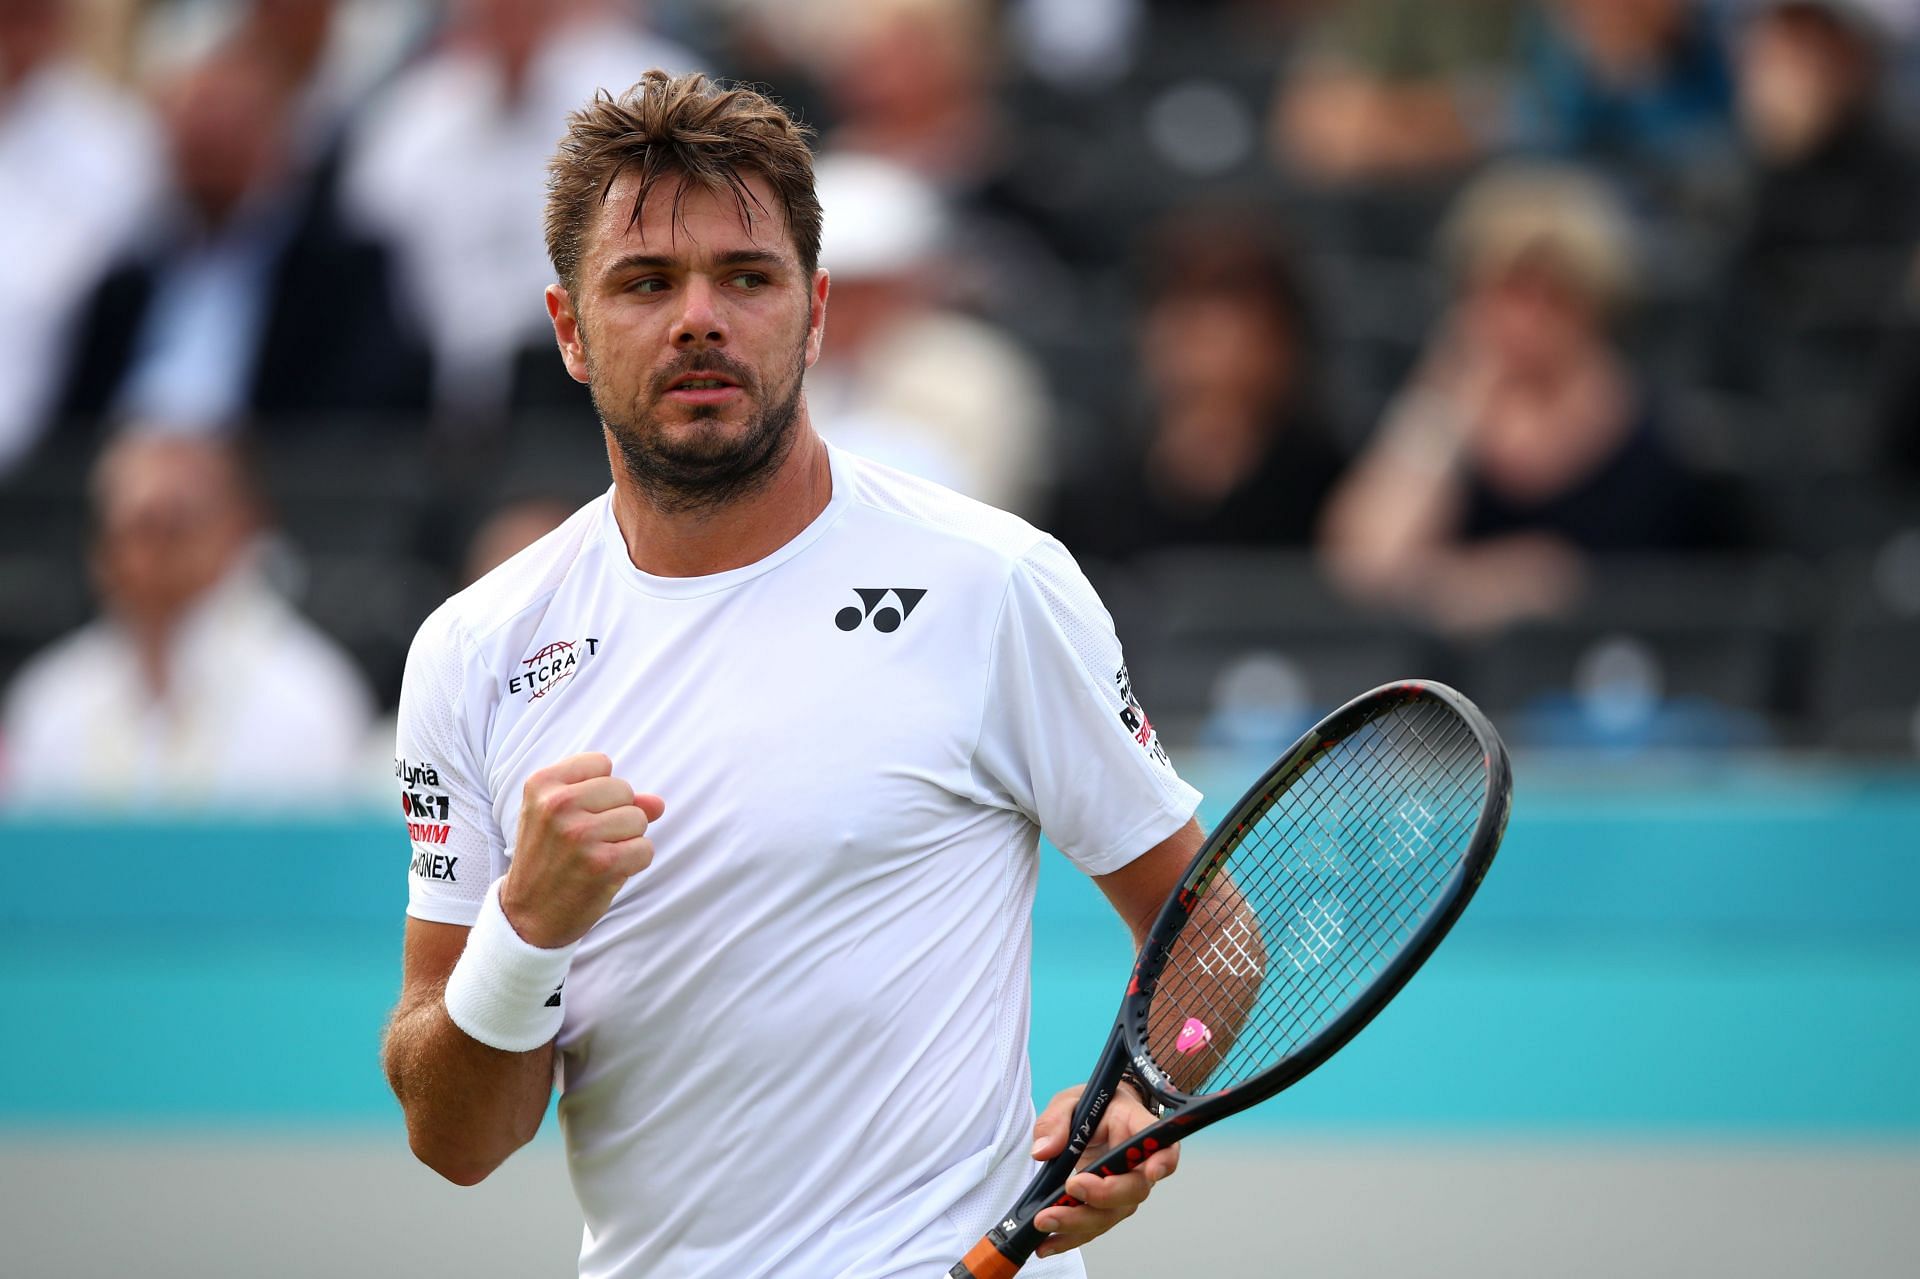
[814,152,948,281]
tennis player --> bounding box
[381,71,1201,1278]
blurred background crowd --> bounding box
[4,0,1920,809]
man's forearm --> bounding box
[382,988,556,1185]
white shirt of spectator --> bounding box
[337,13,698,420]
[1,557,377,809]
[0,60,165,472]
[395,447,1198,1279]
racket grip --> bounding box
[948,1218,1053,1279]
[949,1235,1024,1279]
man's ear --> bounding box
[547,284,591,384]
[804,268,830,369]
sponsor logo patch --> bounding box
[834,589,926,633]
[401,792,449,821]
[508,637,600,701]
[395,758,440,788]
[1114,665,1171,767]
[409,849,459,882]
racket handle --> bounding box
[948,1219,1051,1279]
[949,1130,1160,1275]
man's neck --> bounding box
[607,426,834,578]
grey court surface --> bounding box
[2,1136,1915,1278]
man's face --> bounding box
[160,53,288,223]
[547,171,828,512]
[1463,259,1600,379]
[1143,291,1298,412]
[91,440,254,634]
[1738,14,1864,162]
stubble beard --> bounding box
[591,337,810,517]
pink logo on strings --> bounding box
[1175,1018,1213,1055]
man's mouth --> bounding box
[665,369,742,391]
[660,370,746,408]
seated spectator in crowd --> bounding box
[1,431,376,809]
[0,0,165,472]
[1706,0,1920,396]
[807,153,1055,518]
[810,0,999,196]
[336,0,696,427]
[1272,0,1523,186]
[51,35,428,437]
[462,493,576,585]
[225,0,424,165]
[1512,0,1734,167]
[1048,209,1348,562]
[1320,164,1743,634]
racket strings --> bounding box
[1251,708,1480,1043]
[1225,703,1482,1074]
[1197,702,1482,1083]
[1153,705,1477,1088]
[1144,697,1487,1095]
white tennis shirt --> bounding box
[396,446,1200,1278]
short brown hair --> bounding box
[544,71,821,293]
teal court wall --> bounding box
[3,756,1915,1135]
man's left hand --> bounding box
[1027,1082,1180,1259]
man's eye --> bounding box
[632,278,667,294]
[730,272,768,289]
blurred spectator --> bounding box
[463,493,574,584]
[0,0,165,472]
[336,0,697,427]
[229,0,425,157]
[50,35,429,437]
[0,431,376,809]
[1048,208,1347,561]
[808,152,1055,517]
[1513,0,1735,166]
[1272,0,1523,185]
[1319,164,1744,634]
[723,0,1092,323]
[797,0,1000,193]
[138,0,426,167]
[1705,0,1920,397]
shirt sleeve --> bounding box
[394,605,502,925]
[969,535,1202,875]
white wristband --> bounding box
[443,878,579,1052]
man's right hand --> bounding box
[500,753,665,949]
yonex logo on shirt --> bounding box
[409,849,458,881]
[834,589,926,633]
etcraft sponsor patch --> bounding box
[508,637,600,702]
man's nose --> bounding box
[671,277,725,347]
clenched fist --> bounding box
[500,753,665,949]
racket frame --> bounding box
[955,679,1512,1276]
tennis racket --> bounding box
[951,678,1512,1278]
